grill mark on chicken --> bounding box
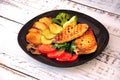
[53,24,88,43]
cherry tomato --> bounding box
[47,50,64,58]
[38,44,56,53]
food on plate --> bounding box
[26,12,97,62]
[28,28,40,33]
[56,52,78,61]
[26,18,55,45]
[39,17,52,26]
[49,23,63,34]
[38,44,56,54]
[40,35,53,44]
[38,44,78,61]
[53,24,88,43]
[52,12,70,26]
[26,31,41,45]
[74,28,97,54]
[63,16,77,28]
[33,21,48,31]
[26,44,39,54]
[47,50,65,58]
[42,29,56,39]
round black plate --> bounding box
[18,10,109,67]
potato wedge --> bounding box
[33,21,48,31]
[39,17,52,26]
[26,32,41,45]
[42,29,56,39]
[28,28,40,33]
[49,23,63,34]
[41,35,52,44]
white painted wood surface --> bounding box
[71,0,120,15]
[0,0,120,80]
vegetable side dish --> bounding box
[26,12,97,62]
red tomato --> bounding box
[69,54,78,61]
[56,52,78,62]
[56,52,72,61]
[38,44,78,62]
[38,44,56,53]
[47,50,64,58]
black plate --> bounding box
[18,10,109,67]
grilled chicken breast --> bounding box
[74,28,97,55]
[53,24,88,43]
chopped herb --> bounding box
[52,40,76,53]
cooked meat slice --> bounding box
[53,24,88,43]
[26,44,39,54]
[74,28,97,55]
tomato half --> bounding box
[38,44,78,62]
[38,44,56,53]
[47,50,64,58]
[56,52,72,61]
[56,52,78,62]
[69,54,78,61]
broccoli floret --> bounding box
[52,12,70,26]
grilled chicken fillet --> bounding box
[53,24,88,43]
[74,28,97,55]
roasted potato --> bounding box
[33,21,48,31]
[49,23,63,34]
[26,32,41,45]
[41,35,52,44]
[42,29,56,39]
[28,28,40,33]
[39,17,52,26]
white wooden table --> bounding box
[0,0,120,80]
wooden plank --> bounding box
[0,17,120,80]
[0,52,120,80]
[0,0,120,80]
[0,0,59,24]
[0,64,37,80]
[0,0,120,25]
[70,0,120,15]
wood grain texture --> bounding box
[0,0,120,80]
[70,0,120,15]
[0,64,38,80]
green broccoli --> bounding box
[52,12,70,26]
